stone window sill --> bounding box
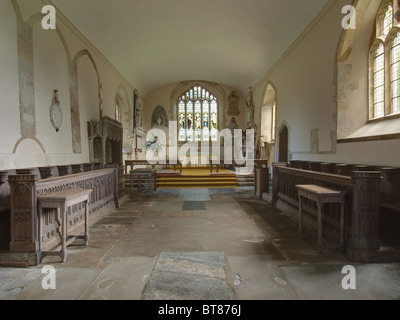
[337,116,400,143]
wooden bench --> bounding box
[296,184,346,252]
[38,189,92,263]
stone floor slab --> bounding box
[80,257,157,300]
[142,270,236,300]
[280,264,400,300]
[14,268,102,300]
[142,252,235,300]
[178,189,211,202]
[228,255,299,300]
[155,252,226,279]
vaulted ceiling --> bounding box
[52,0,329,94]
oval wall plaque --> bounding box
[50,90,62,132]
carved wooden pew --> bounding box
[272,163,387,262]
[7,167,119,266]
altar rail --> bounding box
[124,160,183,174]
[271,163,389,262]
[7,167,119,266]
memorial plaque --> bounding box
[50,90,62,132]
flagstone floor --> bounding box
[1,188,400,300]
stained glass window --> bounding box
[374,44,385,118]
[178,100,186,141]
[210,100,218,141]
[369,1,400,119]
[392,32,400,114]
[383,5,393,37]
[187,101,194,141]
[272,102,276,141]
[178,86,218,141]
[195,101,202,141]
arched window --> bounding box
[272,102,277,141]
[373,43,385,118]
[178,86,218,142]
[115,97,121,122]
[391,31,400,113]
[261,82,277,143]
[369,0,400,119]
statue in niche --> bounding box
[50,90,62,132]
[245,88,259,157]
[151,105,169,128]
[246,87,255,127]
[135,103,143,129]
[134,91,143,130]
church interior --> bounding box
[0,0,400,300]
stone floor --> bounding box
[1,188,400,300]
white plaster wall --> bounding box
[18,0,43,22]
[145,83,175,134]
[77,55,100,161]
[253,0,400,167]
[337,0,380,139]
[33,23,72,154]
[0,0,136,170]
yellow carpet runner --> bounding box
[157,167,239,189]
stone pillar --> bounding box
[8,173,39,254]
[347,171,382,262]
